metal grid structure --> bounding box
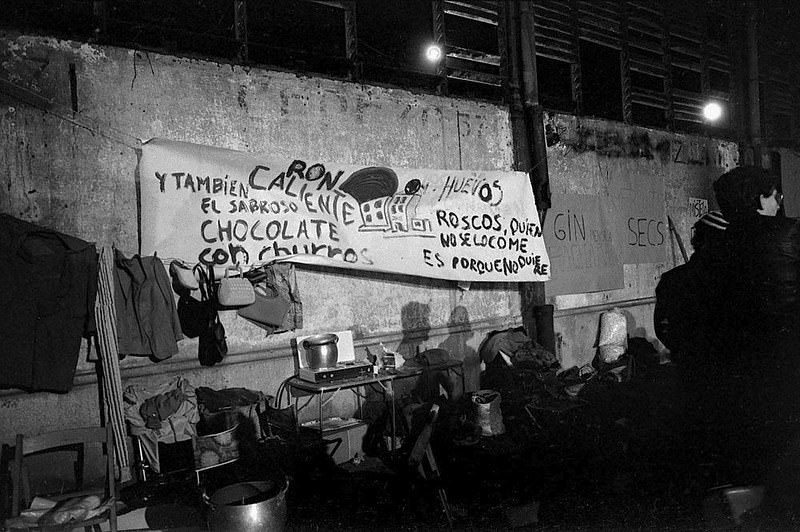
[2,0,797,144]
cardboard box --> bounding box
[323,421,368,464]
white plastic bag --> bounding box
[597,308,627,363]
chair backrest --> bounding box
[408,403,440,468]
[258,403,299,438]
[11,425,115,519]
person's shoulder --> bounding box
[776,216,800,243]
[657,262,695,290]
[658,262,688,278]
[763,215,800,234]
[779,216,800,226]
[731,215,799,234]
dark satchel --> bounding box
[177,264,213,338]
[238,265,292,330]
[199,312,227,367]
[196,265,228,366]
[237,282,291,329]
[178,302,206,340]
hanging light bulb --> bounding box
[703,101,723,122]
[425,44,443,63]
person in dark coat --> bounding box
[654,210,731,500]
[710,166,800,525]
[654,210,730,365]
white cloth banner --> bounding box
[139,139,550,282]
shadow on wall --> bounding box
[620,308,647,339]
[438,306,478,393]
[397,301,431,359]
[395,303,479,397]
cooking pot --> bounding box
[205,479,288,532]
[302,333,339,369]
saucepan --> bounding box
[302,333,339,369]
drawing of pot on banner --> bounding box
[340,166,398,232]
[340,167,431,235]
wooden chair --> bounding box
[6,425,117,532]
[405,403,453,529]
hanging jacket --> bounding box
[0,214,98,392]
[114,250,183,360]
[720,215,800,375]
[725,215,800,319]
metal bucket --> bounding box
[206,479,288,532]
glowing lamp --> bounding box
[425,44,443,63]
[703,102,723,122]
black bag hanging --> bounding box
[199,313,227,367]
[177,264,212,339]
[197,265,228,366]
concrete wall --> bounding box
[0,33,737,462]
[0,34,520,446]
[545,115,738,369]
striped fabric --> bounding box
[95,245,132,483]
[698,210,728,231]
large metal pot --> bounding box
[302,333,339,369]
[206,479,288,532]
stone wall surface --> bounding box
[543,115,738,367]
[0,34,737,461]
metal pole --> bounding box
[518,1,551,220]
[233,0,248,63]
[746,0,762,166]
[516,1,549,317]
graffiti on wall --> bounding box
[672,138,709,165]
[559,125,672,161]
[549,122,730,169]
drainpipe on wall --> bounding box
[519,1,552,219]
[507,1,555,354]
[233,0,249,63]
[746,0,763,167]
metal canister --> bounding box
[302,333,339,369]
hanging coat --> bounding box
[0,214,98,392]
[114,250,183,360]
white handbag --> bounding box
[217,266,255,307]
[169,259,199,290]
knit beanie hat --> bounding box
[696,210,728,231]
[713,166,779,220]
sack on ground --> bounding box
[472,389,505,436]
[597,308,627,363]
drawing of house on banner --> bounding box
[389,179,431,233]
[341,167,433,235]
[340,166,398,231]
